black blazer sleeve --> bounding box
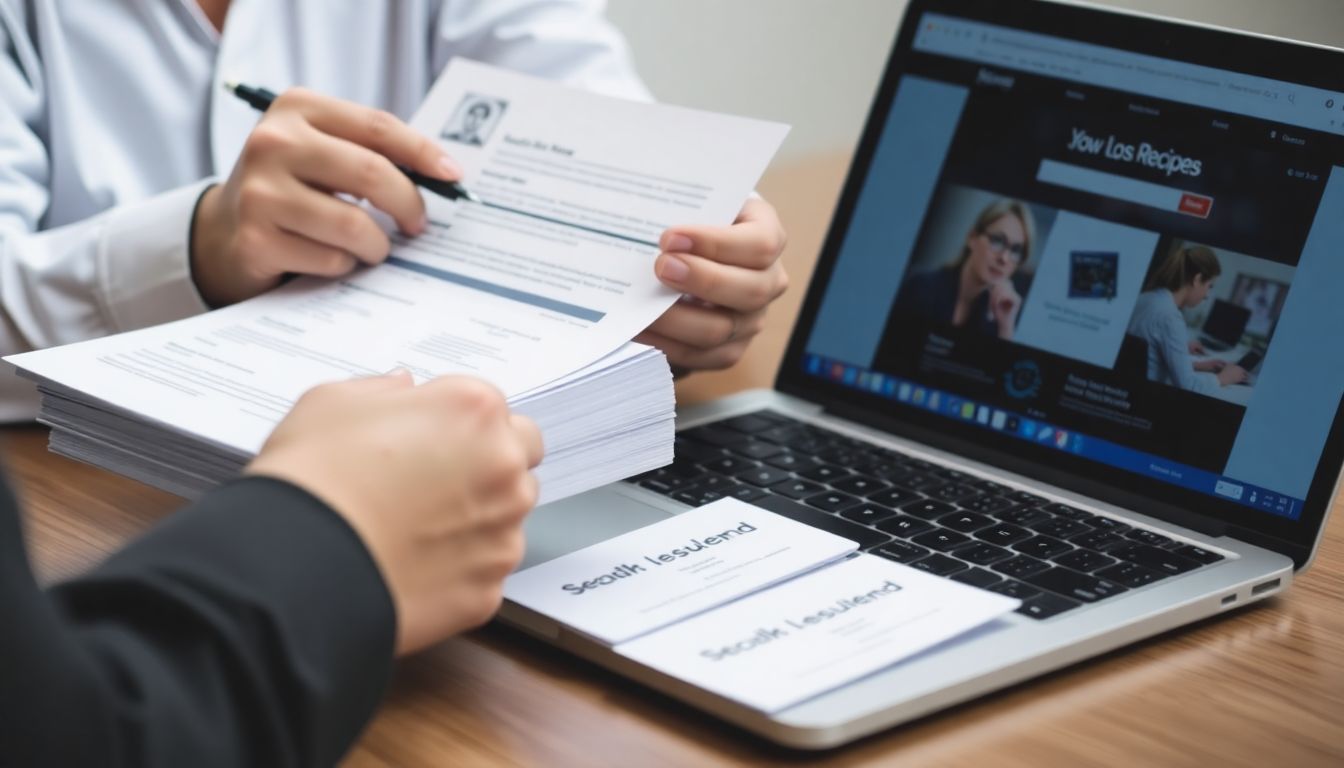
[0,474,397,768]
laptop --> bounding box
[1200,298,1251,351]
[503,0,1344,749]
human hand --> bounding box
[637,197,788,373]
[246,371,543,656]
[988,280,1022,339]
[1217,364,1249,386]
[1188,339,1207,355]
[191,88,461,306]
[1194,358,1227,373]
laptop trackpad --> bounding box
[520,486,679,569]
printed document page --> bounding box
[503,498,859,644]
[7,60,787,453]
[614,553,1018,713]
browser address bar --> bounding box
[914,12,1341,134]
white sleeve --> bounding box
[0,14,210,422]
[431,0,653,101]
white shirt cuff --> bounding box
[98,179,214,332]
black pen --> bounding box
[223,80,481,203]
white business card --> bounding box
[614,554,1019,713]
[503,498,859,644]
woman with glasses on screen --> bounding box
[896,198,1035,340]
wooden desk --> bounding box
[9,154,1344,766]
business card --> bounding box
[613,554,1018,713]
[503,498,859,644]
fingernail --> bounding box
[438,155,462,178]
[659,255,690,285]
[663,233,693,253]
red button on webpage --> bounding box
[1178,193,1213,218]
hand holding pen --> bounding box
[189,84,477,307]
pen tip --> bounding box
[222,79,240,94]
[464,189,482,204]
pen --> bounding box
[223,80,481,204]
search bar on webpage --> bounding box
[1037,159,1214,218]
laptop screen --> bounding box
[781,0,1344,559]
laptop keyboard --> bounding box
[626,410,1225,621]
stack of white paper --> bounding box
[4,60,787,506]
[23,340,673,505]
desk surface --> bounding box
[9,154,1344,767]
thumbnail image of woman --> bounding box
[895,198,1035,340]
[1126,244,1248,393]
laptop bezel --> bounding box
[774,0,1344,570]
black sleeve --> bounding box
[0,474,397,768]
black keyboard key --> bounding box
[888,469,943,491]
[1173,544,1225,565]
[911,528,973,552]
[671,484,728,507]
[1125,528,1176,547]
[720,413,781,434]
[1106,542,1202,575]
[1016,592,1081,620]
[840,503,899,525]
[1052,549,1117,573]
[988,579,1042,600]
[735,466,793,487]
[1070,529,1127,551]
[751,494,894,550]
[874,540,931,564]
[1013,535,1073,560]
[938,511,994,533]
[868,487,921,507]
[957,494,1014,514]
[1094,561,1167,587]
[730,440,785,460]
[637,478,680,495]
[1006,490,1047,506]
[950,567,1004,589]
[900,499,957,520]
[804,490,862,513]
[957,542,1014,565]
[908,553,968,576]
[1042,502,1091,520]
[727,484,770,503]
[674,437,727,464]
[931,466,973,482]
[757,425,807,445]
[831,475,890,496]
[992,555,1051,579]
[1088,516,1131,532]
[972,479,1013,495]
[680,425,750,448]
[975,522,1034,546]
[764,452,823,474]
[1030,517,1091,539]
[1023,567,1128,603]
[875,514,935,538]
[994,505,1052,526]
[817,447,861,467]
[800,464,851,483]
[928,482,977,503]
[770,478,826,499]
[701,455,757,475]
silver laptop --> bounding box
[503,0,1344,748]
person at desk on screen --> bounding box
[1126,244,1249,393]
[0,0,789,421]
[895,199,1035,340]
[1,371,543,766]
